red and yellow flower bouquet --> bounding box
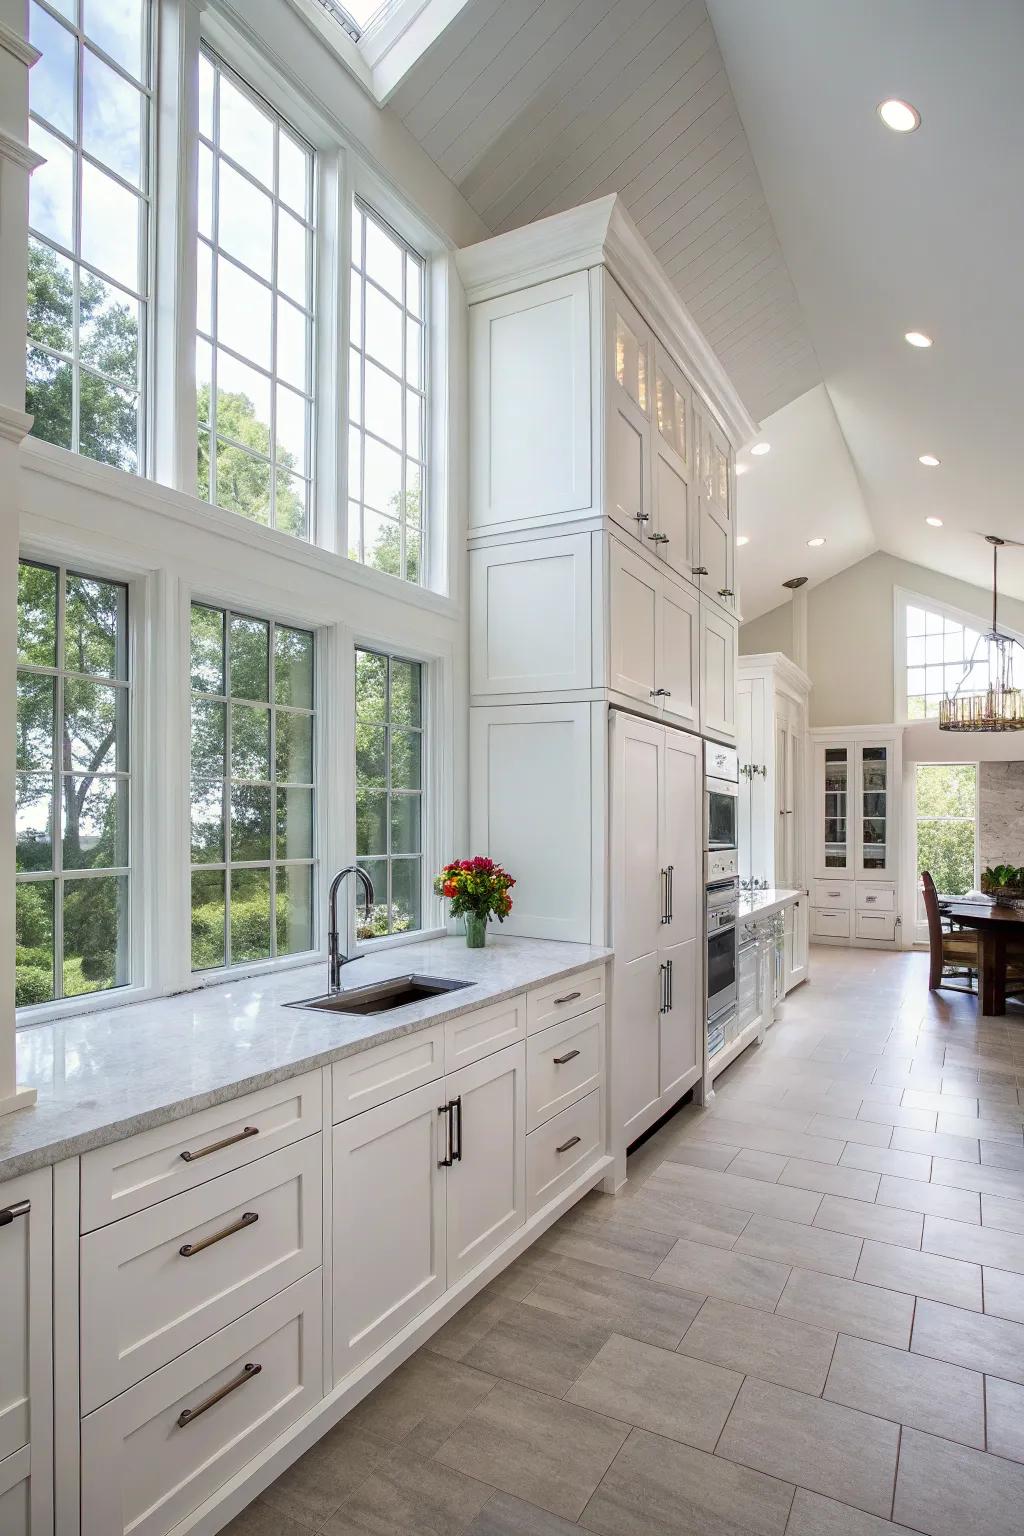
[434,857,515,946]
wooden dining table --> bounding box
[943,901,1024,1016]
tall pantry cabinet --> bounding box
[459,197,755,1180]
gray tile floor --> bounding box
[225,947,1024,1535]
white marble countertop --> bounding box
[2,935,611,1182]
[738,887,802,921]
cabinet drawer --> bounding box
[81,1271,322,1536]
[527,1008,603,1131]
[81,1072,322,1232]
[527,967,606,1035]
[0,1446,30,1536]
[812,908,850,939]
[332,1026,444,1123]
[526,1089,602,1217]
[856,882,895,912]
[80,1136,322,1413]
[0,1167,51,1466]
[856,911,897,943]
[445,995,526,1072]
[813,880,851,909]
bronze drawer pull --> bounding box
[553,1049,580,1065]
[176,1362,261,1428]
[0,1199,30,1227]
[180,1126,259,1163]
[553,990,581,1005]
[556,1135,582,1154]
[179,1210,259,1258]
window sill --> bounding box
[19,438,459,619]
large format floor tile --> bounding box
[923,1214,1024,1273]
[985,1377,1024,1464]
[812,1193,923,1249]
[653,1160,824,1222]
[875,1174,981,1223]
[823,1333,985,1447]
[734,1212,862,1277]
[894,1427,1024,1536]
[566,1333,742,1448]
[911,1298,1024,1384]
[778,1157,881,1202]
[776,1266,915,1348]
[854,1238,983,1310]
[784,1488,921,1536]
[519,1254,705,1350]
[651,1235,791,1310]
[677,1296,837,1395]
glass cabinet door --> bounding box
[859,745,890,874]
[823,746,849,871]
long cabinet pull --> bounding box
[667,958,674,1011]
[556,1135,581,1154]
[179,1210,258,1258]
[666,864,674,923]
[451,1095,463,1163]
[176,1362,261,1428]
[437,1104,453,1168]
[180,1126,259,1163]
[650,687,671,698]
[0,1199,30,1227]
[553,1049,580,1065]
[553,990,581,1005]
[658,962,669,1015]
[660,868,670,924]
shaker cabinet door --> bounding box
[700,602,737,744]
[609,539,659,705]
[659,578,700,731]
[444,1043,527,1286]
[605,276,653,542]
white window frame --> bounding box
[893,585,1024,725]
[909,761,979,945]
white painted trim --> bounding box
[364,0,471,103]
[737,651,812,702]
[0,404,33,444]
[0,128,43,173]
[0,22,41,68]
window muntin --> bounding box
[904,601,993,720]
[196,49,316,539]
[26,0,153,470]
[15,559,132,1011]
[915,763,977,913]
[349,202,425,585]
[190,604,316,971]
[355,648,423,936]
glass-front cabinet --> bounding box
[858,744,891,876]
[822,746,850,872]
[814,737,898,881]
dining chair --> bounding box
[922,872,1024,998]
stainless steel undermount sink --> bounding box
[286,974,474,1016]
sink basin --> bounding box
[286,974,474,1016]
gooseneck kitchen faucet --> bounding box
[327,866,375,990]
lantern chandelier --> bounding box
[939,535,1024,732]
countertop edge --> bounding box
[738,888,803,921]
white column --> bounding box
[791,586,808,672]
[0,0,41,1114]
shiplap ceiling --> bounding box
[390,0,819,422]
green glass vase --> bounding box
[464,912,488,948]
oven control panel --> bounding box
[706,849,738,882]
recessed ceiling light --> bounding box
[919,454,940,467]
[750,442,771,456]
[807,537,826,548]
[736,535,750,547]
[878,98,921,133]
[905,331,933,348]
[735,463,749,476]
[926,516,943,527]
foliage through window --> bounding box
[190,604,316,970]
[16,560,131,1010]
[904,600,998,721]
[26,0,153,469]
[355,649,423,936]
[915,763,977,907]
[349,202,425,583]
[196,49,315,538]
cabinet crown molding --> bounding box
[0,402,34,444]
[738,651,813,699]
[456,194,758,453]
[0,20,41,66]
[0,127,45,172]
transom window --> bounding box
[349,201,425,584]
[903,598,1003,721]
[190,604,316,971]
[15,560,132,1008]
[196,49,316,538]
[26,0,153,470]
[355,648,423,936]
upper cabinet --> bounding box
[695,409,736,614]
[606,276,654,542]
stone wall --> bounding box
[978,761,1024,871]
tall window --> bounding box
[26,0,153,469]
[196,50,315,538]
[355,649,423,936]
[349,202,425,584]
[16,560,131,1010]
[915,763,977,926]
[190,605,316,971]
[904,600,994,721]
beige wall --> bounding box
[979,762,1024,870]
[740,551,1024,742]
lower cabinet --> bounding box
[0,1167,52,1535]
[0,1446,31,1536]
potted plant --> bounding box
[980,864,1024,901]
[434,857,515,947]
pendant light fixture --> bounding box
[939,536,1024,731]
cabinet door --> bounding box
[469,534,592,696]
[695,409,736,612]
[605,277,653,542]
[651,344,696,582]
[658,577,700,731]
[445,1043,527,1286]
[700,602,737,743]
[659,727,702,1103]
[817,744,851,879]
[658,937,701,1104]
[0,1168,51,1468]
[469,271,592,528]
[332,1081,446,1377]
[0,1448,30,1536]
[857,744,894,878]
[609,539,658,706]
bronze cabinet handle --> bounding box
[692,566,709,576]
[176,1362,261,1428]
[556,1135,582,1154]
[552,1049,580,1065]
[0,1199,31,1227]
[179,1210,259,1258]
[437,1103,453,1168]
[553,990,581,1005]
[180,1126,259,1163]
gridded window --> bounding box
[915,763,977,910]
[15,560,131,1010]
[355,649,423,936]
[26,0,153,470]
[196,50,315,538]
[905,603,990,720]
[190,605,316,970]
[349,202,425,584]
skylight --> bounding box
[315,0,386,41]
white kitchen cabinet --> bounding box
[605,274,654,543]
[470,534,593,697]
[445,1042,527,1285]
[694,406,736,615]
[811,727,903,949]
[0,1168,52,1535]
[607,538,699,729]
[527,1008,604,1130]
[660,576,700,730]
[700,599,737,744]
[332,1079,446,1377]
[526,1089,602,1216]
